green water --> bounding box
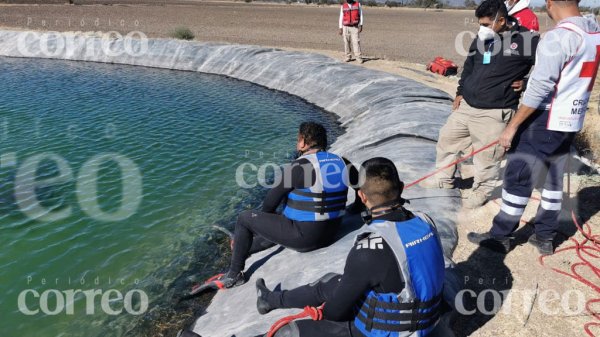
[0,57,341,337]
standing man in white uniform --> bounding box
[468,0,600,255]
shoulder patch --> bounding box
[356,235,384,250]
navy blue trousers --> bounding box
[490,111,576,240]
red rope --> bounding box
[406,141,599,335]
[266,306,323,337]
[490,168,599,336]
[405,140,500,189]
[265,142,599,336]
[539,207,600,337]
[264,141,499,335]
[540,162,599,336]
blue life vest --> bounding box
[282,151,349,222]
[354,216,445,337]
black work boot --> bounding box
[256,278,274,315]
[467,232,511,253]
[528,234,554,255]
[218,271,245,289]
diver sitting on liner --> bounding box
[207,121,362,289]
[253,157,447,337]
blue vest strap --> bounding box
[359,292,442,311]
[288,189,348,198]
[357,292,442,332]
[283,151,348,221]
[353,217,445,336]
[284,198,347,215]
[356,311,440,333]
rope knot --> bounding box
[266,305,324,337]
[304,306,323,321]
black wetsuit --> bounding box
[259,210,411,337]
[229,153,360,276]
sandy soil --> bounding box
[1,2,599,337]
[450,165,600,337]
[0,1,553,63]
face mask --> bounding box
[477,26,496,41]
[478,13,499,41]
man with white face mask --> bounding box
[505,0,540,31]
[469,0,600,255]
[421,0,539,210]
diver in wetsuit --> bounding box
[214,122,362,288]
[254,157,447,337]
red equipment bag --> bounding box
[427,57,458,76]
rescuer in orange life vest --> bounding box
[338,0,364,63]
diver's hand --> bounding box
[358,25,363,33]
[338,28,343,36]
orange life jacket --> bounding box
[342,2,361,26]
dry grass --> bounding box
[578,78,600,163]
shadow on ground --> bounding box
[556,181,600,248]
[451,245,513,337]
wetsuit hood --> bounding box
[363,208,413,225]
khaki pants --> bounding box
[342,26,362,60]
[435,101,513,195]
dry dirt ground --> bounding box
[0,2,599,337]
[0,1,561,63]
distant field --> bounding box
[0,1,559,64]
[0,1,597,152]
